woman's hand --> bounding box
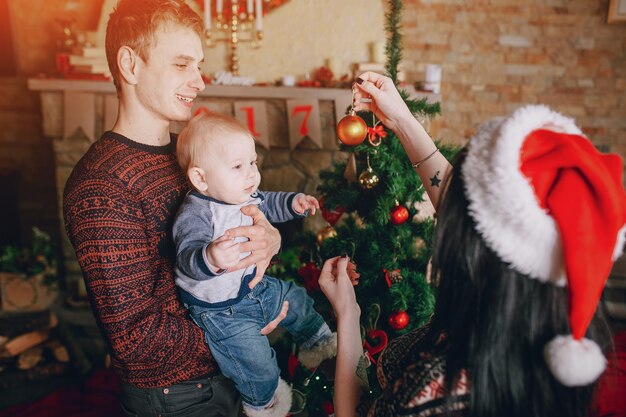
[226,205,281,288]
[320,256,364,417]
[319,255,361,319]
[352,71,414,132]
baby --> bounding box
[173,112,336,417]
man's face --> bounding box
[134,23,205,123]
[200,132,261,205]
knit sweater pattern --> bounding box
[63,131,218,387]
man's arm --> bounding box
[63,178,210,368]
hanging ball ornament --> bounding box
[337,110,368,146]
[358,167,379,189]
[390,201,409,225]
[388,310,410,330]
[316,225,338,245]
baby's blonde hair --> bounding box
[177,112,253,174]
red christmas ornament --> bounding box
[322,400,335,416]
[390,203,409,225]
[287,352,299,379]
[388,310,410,330]
[297,262,321,292]
[320,196,346,226]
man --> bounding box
[63,1,285,415]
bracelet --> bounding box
[411,148,439,168]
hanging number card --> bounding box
[234,101,269,149]
[286,99,322,150]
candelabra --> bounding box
[202,0,265,76]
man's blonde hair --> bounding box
[177,112,253,173]
[105,0,204,94]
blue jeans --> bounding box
[119,374,242,417]
[185,276,326,408]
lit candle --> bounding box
[247,0,253,15]
[255,0,262,31]
[217,0,223,14]
[204,0,211,30]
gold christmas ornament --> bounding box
[337,110,368,146]
[316,225,338,245]
[359,167,379,189]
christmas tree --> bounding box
[268,1,457,414]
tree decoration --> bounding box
[322,400,335,417]
[343,153,358,183]
[316,225,337,246]
[297,261,321,292]
[367,114,387,147]
[383,268,404,287]
[336,89,368,146]
[389,201,409,225]
[320,196,345,226]
[363,328,388,365]
[358,154,379,190]
[337,111,368,146]
[388,310,410,330]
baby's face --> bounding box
[199,132,261,204]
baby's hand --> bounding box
[205,234,240,272]
[293,194,320,215]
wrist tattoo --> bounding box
[429,170,442,187]
[356,354,371,390]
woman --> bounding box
[319,72,626,417]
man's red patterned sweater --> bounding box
[63,132,218,387]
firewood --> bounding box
[3,329,50,356]
[46,339,69,363]
[17,346,43,370]
[0,335,8,347]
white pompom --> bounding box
[543,335,607,387]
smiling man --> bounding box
[63,1,283,416]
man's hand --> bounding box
[226,205,281,289]
[260,301,288,335]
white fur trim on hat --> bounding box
[243,378,292,417]
[612,224,626,261]
[543,335,607,386]
[461,105,583,285]
[298,332,337,369]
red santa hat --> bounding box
[461,105,626,387]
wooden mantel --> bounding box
[27,78,440,137]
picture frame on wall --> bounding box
[608,0,626,23]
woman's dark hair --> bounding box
[426,148,612,417]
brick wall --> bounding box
[402,0,626,163]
